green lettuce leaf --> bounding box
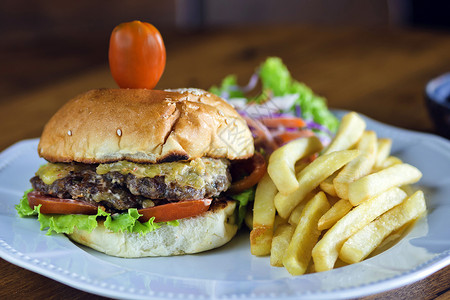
[15,190,179,235]
[38,207,100,235]
[104,208,140,232]
[209,75,245,99]
[259,57,292,97]
[15,188,36,217]
[231,187,255,227]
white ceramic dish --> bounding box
[0,111,449,299]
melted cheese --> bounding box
[37,158,229,189]
[96,158,228,189]
[35,163,82,185]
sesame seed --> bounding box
[67,130,72,136]
[116,129,122,137]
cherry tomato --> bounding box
[109,20,166,89]
[27,191,98,215]
[228,153,267,194]
[138,199,212,223]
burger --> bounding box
[17,88,262,257]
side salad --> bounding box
[210,57,339,154]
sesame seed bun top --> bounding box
[38,88,254,163]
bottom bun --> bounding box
[68,200,238,257]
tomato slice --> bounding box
[109,20,166,89]
[138,199,212,223]
[27,191,211,223]
[27,191,98,215]
[228,152,267,194]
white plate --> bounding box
[0,111,449,300]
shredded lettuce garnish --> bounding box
[15,190,179,235]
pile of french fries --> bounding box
[249,112,427,276]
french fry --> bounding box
[327,195,340,206]
[274,150,359,218]
[320,171,339,197]
[357,130,378,154]
[318,199,353,231]
[274,214,288,230]
[270,223,295,267]
[250,111,427,277]
[348,163,422,206]
[401,184,416,196]
[306,261,316,274]
[374,138,392,168]
[333,131,377,199]
[288,202,307,226]
[268,136,323,194]
[295,161,309,174]
[373,223,409,255]
[333,155,372,200]
[340,190,426,264]
[373,155,402,172]
[282,192,330,275]
[250,173,277,256]
[288,192,315,225]
[312,187,407,272]
[322,112,366,155]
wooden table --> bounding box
[0,26,449,299]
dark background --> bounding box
[1,0,449,101]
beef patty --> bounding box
[30,158,231,212]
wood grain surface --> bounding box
[0,26,449,299]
